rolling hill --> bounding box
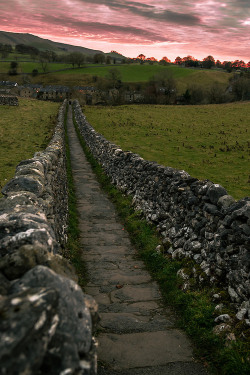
[0,30,103,56]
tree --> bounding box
[146,57,158,65]
[137,54,146,64]
[216,60,222,68]
[223,61,232,72]
[181,55,199,67]
[174,56,183,65]
[160,56,171,65]
[137,54,146,60]
[15,44,39,56]
[68,52,85,67]
[208,83,228,103]
[183,84,205,104]
[144,71,177,104]
[231,76,250,100]
[106,68,122,89]
[0,43,12,58]
[106,55,111,64]
[202,55,215,69]
[232,60,246,69]
[32,69,39,77]
[8,61,18,75]
[39,55,49,73]
[93,53,105,64]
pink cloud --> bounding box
[0,0,249,61]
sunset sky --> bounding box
[0,0,249,62]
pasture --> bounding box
[0,61,232,93]
[54,64,232,91]
[0,98,60,193]
[83,102,250,200]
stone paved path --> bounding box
[67,106,209,375]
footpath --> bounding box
[67,105,209,375]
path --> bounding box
[67,105,208,375]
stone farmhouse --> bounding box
[37,86,71,101]
[124,91,144,103]
[0,95,19,106]
[0,81,18,96]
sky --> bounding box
[0,0,249,62]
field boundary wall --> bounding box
[73,99,250,322]
[0,100,97,374]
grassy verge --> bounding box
[72,112,250,375]
[0,98,60,195]
[62,105,88,288]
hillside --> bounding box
[0,30,103,55]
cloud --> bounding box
[0,0,249,61]
[43,14,170,44]
[78,0,201,26]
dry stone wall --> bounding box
[0,101,97,375]
[73,99,250,323]
[0,95,18,106]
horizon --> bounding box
[0,0,249,62]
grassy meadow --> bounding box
[0,60,232,93]
[0,61,73,74]
[0,98,60,192]
[83,102,250,200]
[53,64,233,92]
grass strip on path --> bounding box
[63,105,88,288]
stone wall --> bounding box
[0,95,18,105]
[0,101,97,375]
[73,99,250,323]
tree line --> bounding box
[1,43,249,73]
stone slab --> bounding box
[98,331,194,370]
[99,312,174,333]
[87,269,151,286]
[110,284,161,303]
[98,362,209,375]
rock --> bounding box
[46,254,78,283]
[212,293,220,301]
[215,304,224,312]
[228,286,240,303]
[11,266,93,356]
[0,244,54,280]
[1,175,44,196]
[214,314,231,323]
[218,195,235,209]
[177,269,190,280]
[207,184,228,205]
[0,272,10,295]
[155,245,163,254]
[204,203,220,215]
[236,308,247,320]
[0,287,59,375]
[213,323,231,335]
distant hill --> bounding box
[0,30,103,56]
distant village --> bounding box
[0,80,147,106]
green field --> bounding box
[0,61,232,93]
[56,64,194,81]
[0,98,60,192]
[83,102,250,199]
[54,64,231,90]
[0,61,73,74]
